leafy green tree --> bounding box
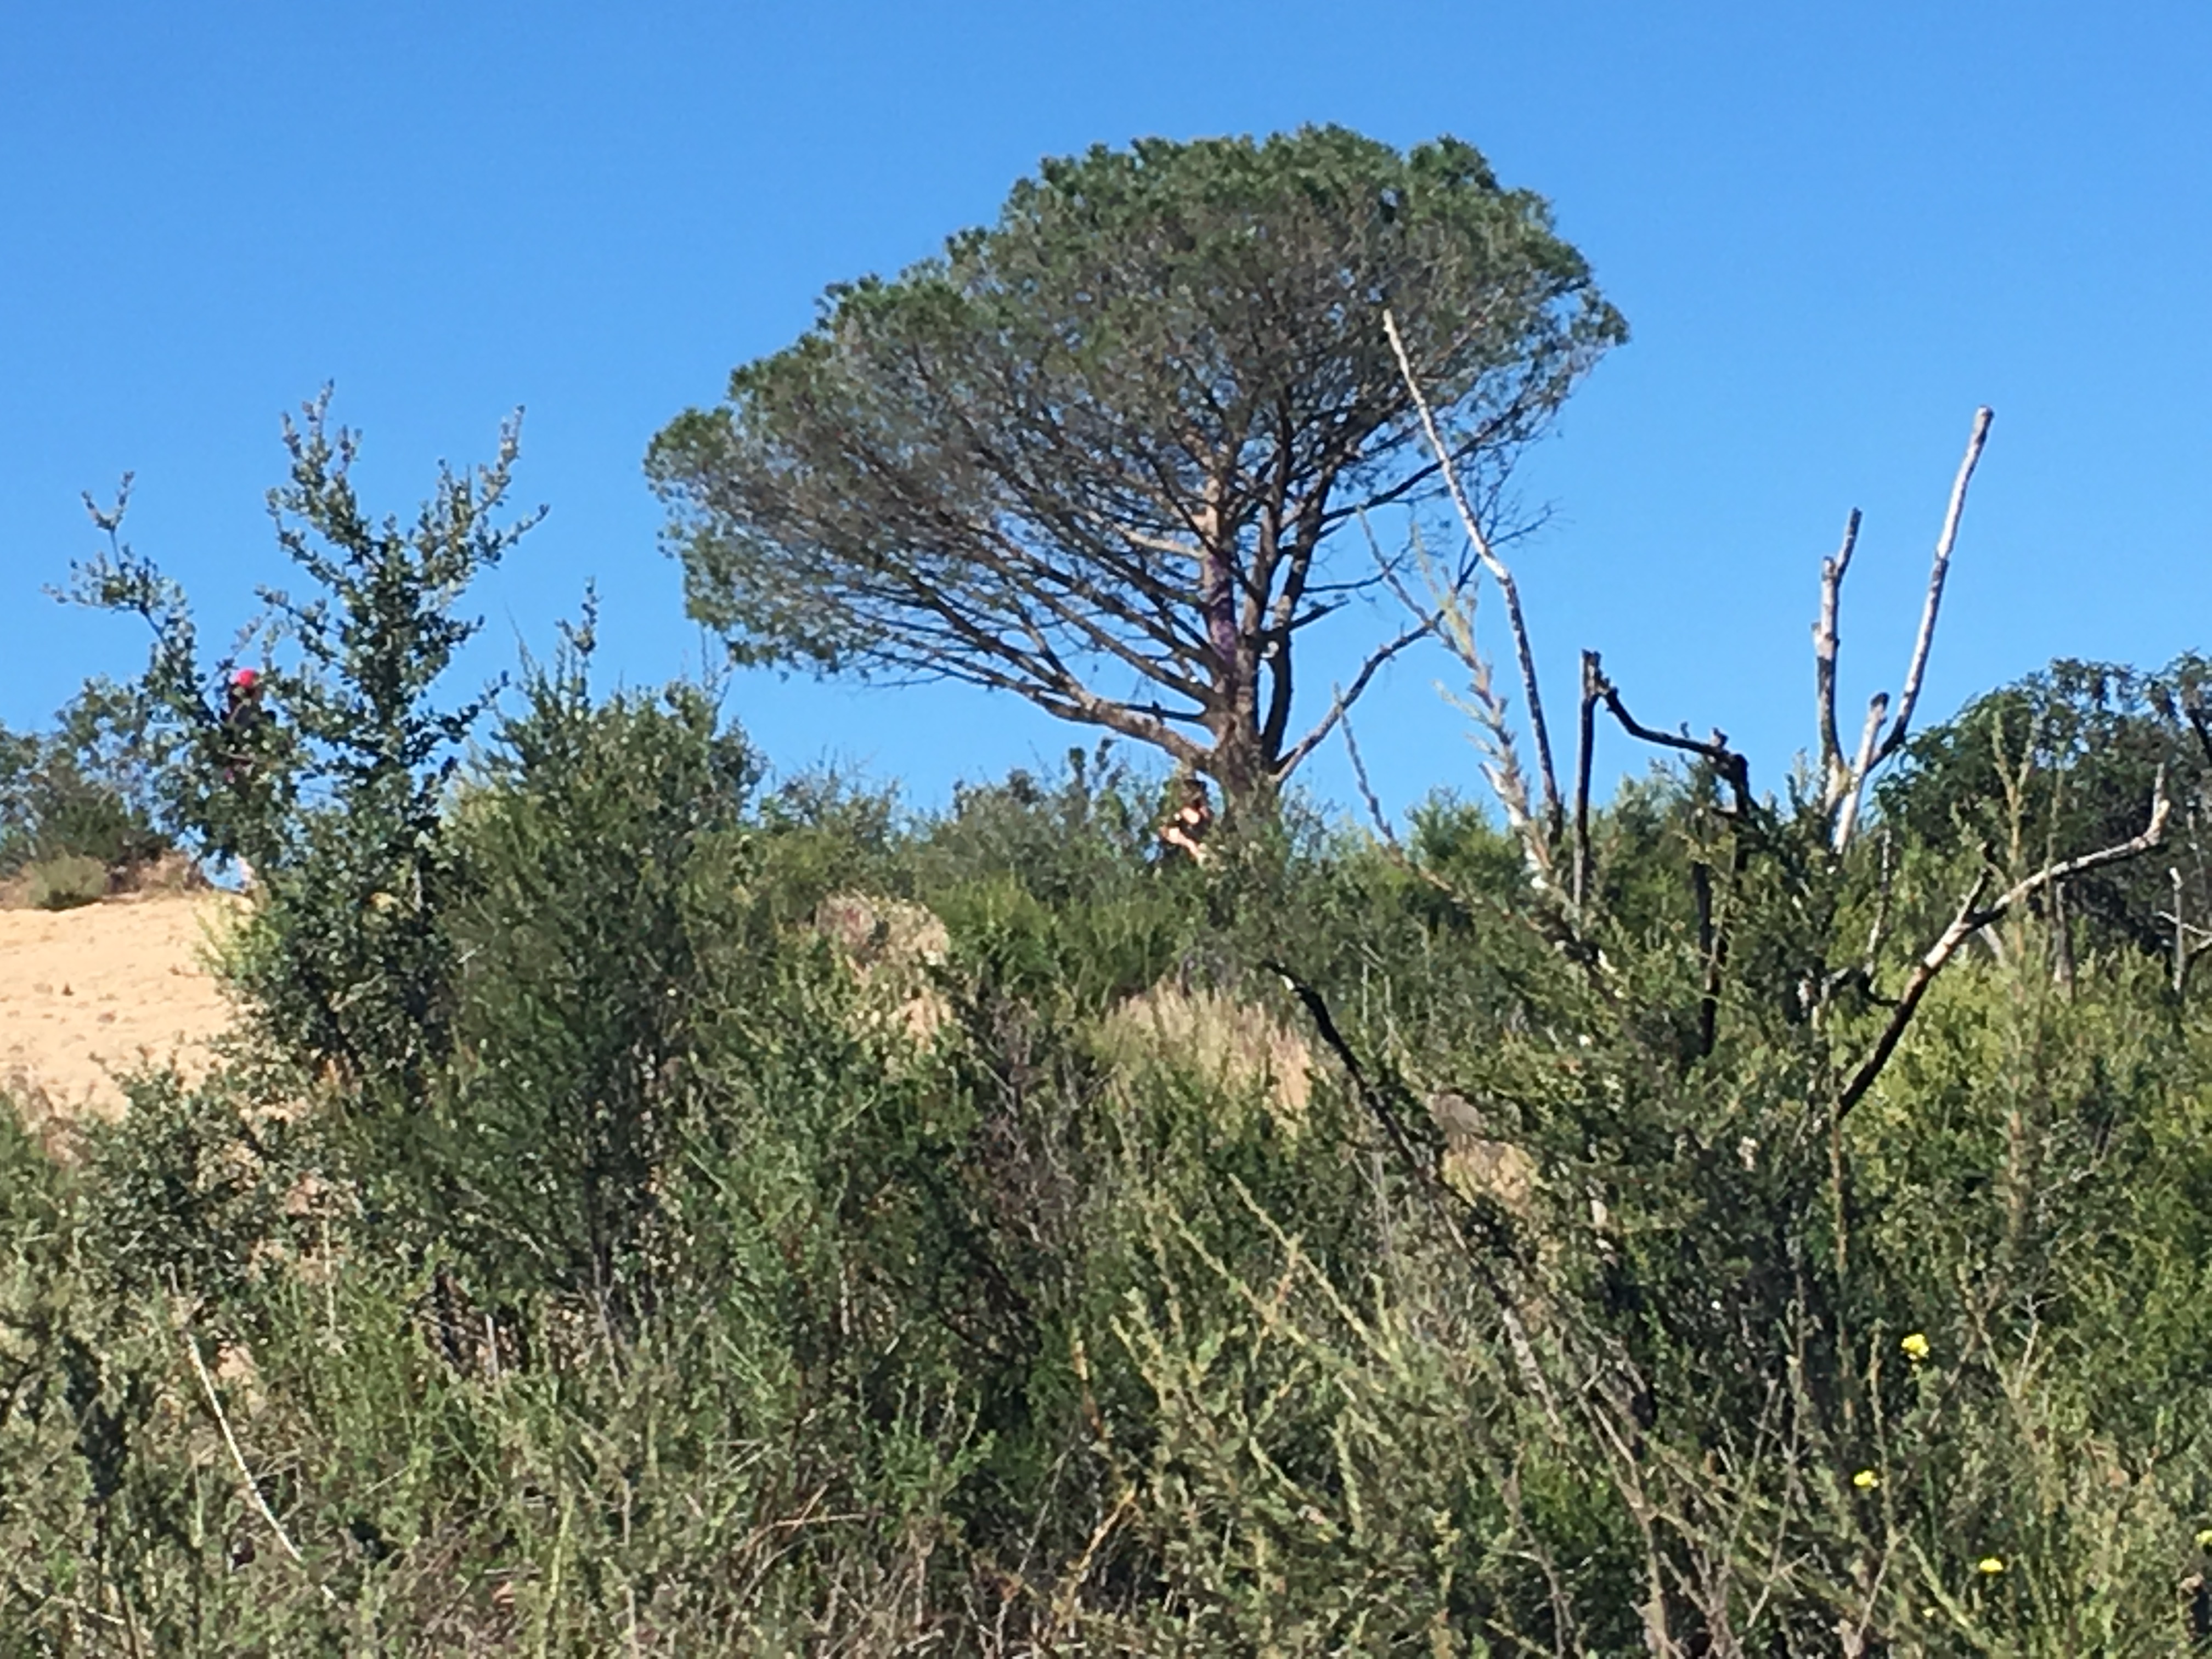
[649,126,1623,811]
[1879,654,2212,969]
[0,679,174,878]
[69,392,538,1094]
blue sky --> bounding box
[5,4,2208,819]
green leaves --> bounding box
[650,126,1624,808]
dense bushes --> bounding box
[9,413,2212,1653]
[0,678,173,883]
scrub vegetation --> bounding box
[6,131,2212,1655]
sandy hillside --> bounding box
[0,893,245,1119]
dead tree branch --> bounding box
[1821,408,1994,853]
[1837,772,2170,1120]
[1573,649,1601,912]
[1880,407,1994,765]
[183,1326,335,1602]
[1830,693,1891,854]
[1814,507,1863,803]
[1384,307,1563,839]
[1586,652,1753,821]
[1375,521,1558,891]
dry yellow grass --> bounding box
[815,891,953,1048]
[1094,981,1316,1131]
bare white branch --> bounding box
[184,1328,335,1600]
[1831,692,1891,854]
[1384,307,1563,838]
[1814,507,1863,804]
[1879,406,1994,764]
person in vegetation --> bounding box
[217,666,268,786]
[212,665,272,889]
[1155,772,1215,866]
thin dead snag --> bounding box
[1383,308,1563,842]
[1369,513,1558,895]
[1585,652,1752,822]
[1583,651,1752,1058]
[1813,507,1863,801]
[1573,650,1602,911]
[1823,408,1995,852]
[1340,712,1470,910]
[1836,771,2170,1120]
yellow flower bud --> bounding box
[1976,1556,2005,1575]
[1851,1468,1878,1490]
[1900,1332,1931,1362]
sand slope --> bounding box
[0,893,244,1118]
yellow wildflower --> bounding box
[2197,1527,2212,1548]
[1976,1556,2005,1576]
[1900,1332,1931,1363]
[1851,1469,1879,1490]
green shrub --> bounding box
[31,397,2212,1648]
[24,851,108,909]
[0,679,176,879]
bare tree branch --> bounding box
[183,1323,335,1602]
[1814,507,1863,804]
[1384,307,1564,839]
[1837,771,2169,1120]
[1586,652,1752,821]
[1878,408,1994,765]
[1830,693,1891,854]
[1573,649,1601,912]
[1275,618,1436,776]
[1811,409,1993,853]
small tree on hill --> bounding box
[68,392,538,1097]
[648,125,1624,813]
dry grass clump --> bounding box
[22,855,108,912]
[1,848,207,912]
[814,891,953,1048]
[1094,980,1314,1131]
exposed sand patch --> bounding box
[0,892,245,1119]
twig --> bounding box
[1830,693,1889,855]
[1339,713,1399,850]
[2172,866,2190,995]
[1383,308,1562,838]
[1814,508,1863,804]
[1837,771,2169,1119]
[1339,713,1477,912]
[183,1329,335,1602]
[1574,650,1601,912]
[1586,652,1752,820]
[1878,408,1994,764]
[1267,961,1439,1200]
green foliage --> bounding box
[22,853,109,910]
[650,125,1624,806]
[0,678,174,879]
[1880,654,2212,963]
[10,710,2212,1649]
[71,392,539,1099]
[17,396,2212,1649]
[408,624,760,1326]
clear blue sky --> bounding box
[5,4,2208,818]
